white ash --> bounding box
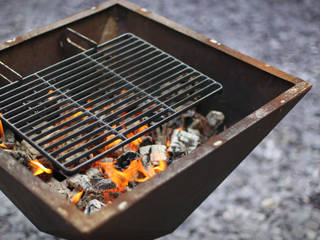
[84,199,105,215]
[150,145,167,163]
[139,145,151,167]
[168,129,200,154]
[85,167,102,180]
[66,174,92,191]
[139,144,167,167]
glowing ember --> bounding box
[47,90,55,100]
[71,190,84,204]
[29,159,53,176]
[103,104,114,113]
[99,134,122,152]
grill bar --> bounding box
[0,32,222,175]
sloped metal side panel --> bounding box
[85,92,308,240]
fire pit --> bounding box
[0,0,311,239]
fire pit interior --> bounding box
[0,1,311,240]
[0,29,223,213]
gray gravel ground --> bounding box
[0,0,319,239]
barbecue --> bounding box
[0,31,222,175]
[0,0,311,240]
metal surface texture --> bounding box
[0,31,221,175]
[0,0,311,239]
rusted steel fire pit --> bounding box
[0,0,311,239]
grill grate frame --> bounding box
[0,33,222,175]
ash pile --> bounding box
[0,109,224,215]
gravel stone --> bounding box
[0,0,319,239]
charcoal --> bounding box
[99,157,114,163]
[85,167,103,180]
[167,117,184,130]
[139,145,151,168]
[7,141,28,163]
[21,140,41,158]
[139,135,153,147]
[47,178,70,198]
[189,112,213,137]
[187,128,201,138]
[4,129,15,147]
[206,110,225,131]
[150,145,167,164]
[84,199,106,215]
[91,178,116,191]
[168,129,200,154]
[139,144,167,168]
[115,151,139,170]
[182,109,196,129]
[74,188,106,210]
[66,174,92,191]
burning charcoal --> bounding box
[115,151,139,170]
[206,110,225,131]
[66,174,92,191]
[150,145,167,164]
[84,199,106,215]
[92,178,116,191]
[139,145,167,168]
[168,129,200,155]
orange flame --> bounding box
[126,125,149,152]
[29,159,53,176]
[71,190,84,204]
[0,143,12,149]
[153,159,167,173]
[0,113,5,142]
[96,160,141,192]
[94,151,167,192]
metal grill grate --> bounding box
[0,33,222,175]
